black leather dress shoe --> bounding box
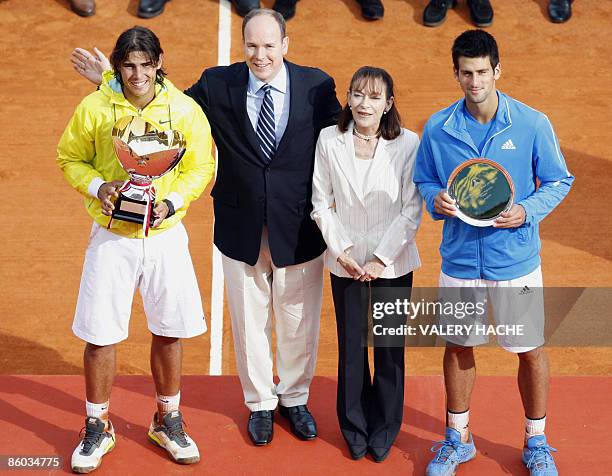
[233,0,261,17]
[70,0,96,17]
[273,0,297,20]
[138,0,168,18]
[278,405,317,440]
[423,0,456,27]
[467,0,493,27]
[247,410,274,446]
[359,0,384,20]
[368,446,391,462]
[548,0,572,23]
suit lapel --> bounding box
[337,123,365,205]
[275,61,302,159]
[228,64,268,165]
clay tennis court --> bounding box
[1,0,611,473]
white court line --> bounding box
[209,0,232,376]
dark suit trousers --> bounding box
[330,272,413,453]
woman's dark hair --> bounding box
[452,29,499,71]
[337,66,401,141]
[110,26,166,86]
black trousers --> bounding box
[330,272,413,453]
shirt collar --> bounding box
[248,61,288,95]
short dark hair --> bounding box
[452,29,500,70]
[110,26,166,86]
[242,8,286,40]
[337,66,402,141]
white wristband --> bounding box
[165,192,184,211]
[88,177,105,198]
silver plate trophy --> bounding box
[447,158,515,227]
[109,116,186,235]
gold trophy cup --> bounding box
[109,116,186,235]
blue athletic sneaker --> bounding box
[522,434,558,476]
[426,427,477,476]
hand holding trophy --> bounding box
[109,116,186,236]
[447,158,515,227]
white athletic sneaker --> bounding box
[71,417,115,473]
[147,411,200,464]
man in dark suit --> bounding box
[71,9,339,447]
[185,9,340,446]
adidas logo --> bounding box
[519,285,533,295]
[501,139,516,150]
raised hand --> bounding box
[70,47,110,86]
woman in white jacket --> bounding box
[311,66,422,462]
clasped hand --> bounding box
[337,253,385,282]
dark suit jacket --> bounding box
[185,61,341,267]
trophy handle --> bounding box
[107,180,156,236]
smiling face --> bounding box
[347,77,393,136]
[118,50,162,109]
[243,14,288,83]
[454,55,500,108]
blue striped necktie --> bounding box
[256,84,276,163]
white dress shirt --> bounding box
[354,158,374,196]
[247,62,290,147]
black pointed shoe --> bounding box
[247,410,274,446]
[467,0,493,27]
[233,0,260,17]
[548,0,572,23]
[423,0,457,27]
[273,0,298,20]
[278,405,317,440]
[368,446,391,463]
[359,0,384,20]
[137,0,168,18]
[349,445,367,460]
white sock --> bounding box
[448,409,470,442]
[525,415,546,441]
[157,391,180,415]
[85,400,109,421]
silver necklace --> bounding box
[353,128,380,142]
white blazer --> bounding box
[311,123,423,279]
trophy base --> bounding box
[111,194,155,227]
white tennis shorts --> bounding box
[72,222,207,345]
[438,266,545,353]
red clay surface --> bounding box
[0,0,612,382]
[0,0,610,377]
[1,375,610,474]
[2,1,610,474]
[0,0,612,475]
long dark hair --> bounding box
[110,26,166,86]
[337,66,402,141]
